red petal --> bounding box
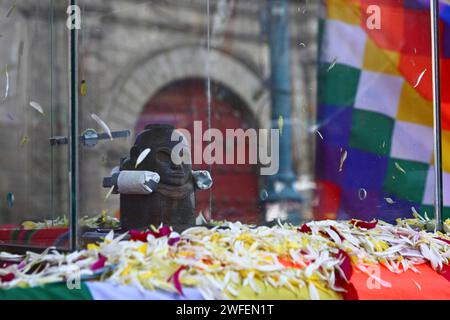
[350,219,378,230]
[129,230,150,242]
[298,224,312,233]
[334,249,353,289]
[90,254,107,271]
[130,226,172,241]
[0,272,15,282]
[435,237,450,246]
[168,266,186,296]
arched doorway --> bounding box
[135,78,261,224]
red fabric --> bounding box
[348,263,450,300]
[0,226,68,247]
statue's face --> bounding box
[133,125,192,186]
[152,145,192,186]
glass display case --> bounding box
[0,0,447,252]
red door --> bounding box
[135,78,261,224]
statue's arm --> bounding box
[192,170,213,190]
[103,168,160,194]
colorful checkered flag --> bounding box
[315,0,450,222]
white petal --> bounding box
[308,282,320,300]
[29,101,44,115]
[91,113,113,139]
[135,148,151,168]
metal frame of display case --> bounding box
[0,0,445,253]
[431,0,444,231]
[69,0,79,252]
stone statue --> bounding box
[103,124,212,232]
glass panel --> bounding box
[315,0,448,224]
[0,1,70,250]
[75,0,447,245]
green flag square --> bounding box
[349,109,394,156]
[383,159,429,203]
[318,63,361,107]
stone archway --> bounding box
[101,46,270,148]
[96,46,271,218]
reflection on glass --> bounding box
[0,1,69,250]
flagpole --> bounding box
[430,0,444,231]
[69,0,79,250]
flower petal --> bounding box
[298,224,312,233]
[168,266,186,296]
[350,219,378,230]
[129,230,149,242]
[90,254,107,271]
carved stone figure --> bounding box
[103,124,212,232]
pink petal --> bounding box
[168,266,186,296]
[0,272,14,282]
[90,254,107,271]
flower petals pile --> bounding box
[1,219,449,300]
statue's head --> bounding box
[129,124,192,186]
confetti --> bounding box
[135,148,151,168]
[327,57,338,72]
[195,212,207,225]
[338,148,347,172]
[384,197,395,205]
[104,186,115,201]
[278,115,283,136]
[358,188,367,200]
[3,64,9,100]
[413,69,427,88]
[412,279,422,291]
[259,189,268,201]
[80,80,87,96]
[315,130,323,140]
[20,134,29,146]
[394,162,406,174]
[6,5,16,18]
[91,114,113,140]
[29,101,45,115]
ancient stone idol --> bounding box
[103,124,212,232]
